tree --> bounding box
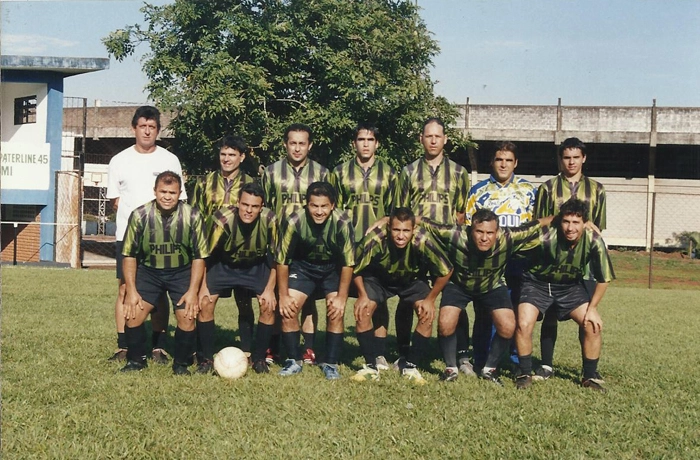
[104,0,471,175]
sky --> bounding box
[2,0,700,107]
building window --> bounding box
[14,95,37,125]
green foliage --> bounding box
[103,0,471,175]
[2,266,700,458]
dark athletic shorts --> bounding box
[207,261,269,297]
[135,264,190,310]
[288,259,340,298]
[519,274,589,320]
[115,240,124,280]
[361,275,430,307]
[440,282,512,312]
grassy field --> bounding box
[2,259,700,458]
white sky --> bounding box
[3,0,699,107]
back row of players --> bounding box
[108,106,613,391]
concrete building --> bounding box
[1,55,109,263]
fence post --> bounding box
[648,192,656,289]
[13,222,18,265]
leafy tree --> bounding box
[104,0,471,175]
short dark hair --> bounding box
[558,137,587,158]
[305,181,336,205]
[284,123,313,143]
[422,117,445,134]
[390,207,415,227]
[219,135,247,154]
[154,170,181,189]
[471,208,499,229]
[353,122,380,141]
[132,105,161,131]
[239,182,265,201]
[559,198,589,222]
[493,141,518,160]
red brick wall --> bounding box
[1,213,41,263]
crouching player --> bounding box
[276,182,355,380]
[515,199,614,391]
[198,183,278,374]
[121,171,210,375]
[351,207,453,384]
[424,209,544,384]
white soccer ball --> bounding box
[213,347,248,380]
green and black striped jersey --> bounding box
[191,170,255,218]
[525,225,615,284]
[424,220,541,294]
[534,174,606,230]
[354,225,452,285]
[122,201,210,269]
[398,156,469,225]
[276,209,355,267]
[333,157,397,242]
[207,206,277,267]
[261,158,337,220]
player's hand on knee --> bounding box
[279,296,298,319]
[178,291,199,320]
[584,309,603,333]
[258,290,277,313]
[123,291,143,320]
[198,286,213,306]
[353,296,372,322]
[326,295,345,321]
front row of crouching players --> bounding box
[515,198,614,392]
[121,171,210,375]
[275,181,356,380]
[351,207,453,384]
[198,182,279,375]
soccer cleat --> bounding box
[120,360,147,372]
[402,365,427,385]
[108,349,128,362]
[440,367,459,382]
[302,348,317,365]
[172,363,191,376]
[278,359,303,376]
[252,359,270,374]
[320,363,341,380]
[532,365,553,381]
[265,348,281,365]
[196,359,214,375]
[458,358,477,377]
[392,356,407,372]
[151,348,171,365]
[480,367,504,387]
[375,356,390,371]
[582,373,607,393]
[351,365,380,382]
[515,374,533,390]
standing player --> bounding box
[424,209,544,383]
[534,137,606,380]
[275,182,355,380]
[190,135,257,360]
[396,117,469,368]
[515,199,614,391]
[261,124,336,365]
[465,141,536,373]
[120,171,209,375]
[334,123,397,370]
[106,106,186,364]
[197,183,278,374]
[351,208,453,383]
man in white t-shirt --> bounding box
[106,106,187,363]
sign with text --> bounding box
[0,142,51,191]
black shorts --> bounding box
[519,275,589,320]
[207,261,270,297]
[361,275,430,306]
[135,265,190,310]
[440,282,512,312]
[288,260,341,298]
[115,240,124,280]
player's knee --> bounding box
[438,318,456,336]
[177,315,196,331]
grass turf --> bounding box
[2,264,699,458]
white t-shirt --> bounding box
[107,145,187,241]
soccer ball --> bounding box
[213,347,248,380]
